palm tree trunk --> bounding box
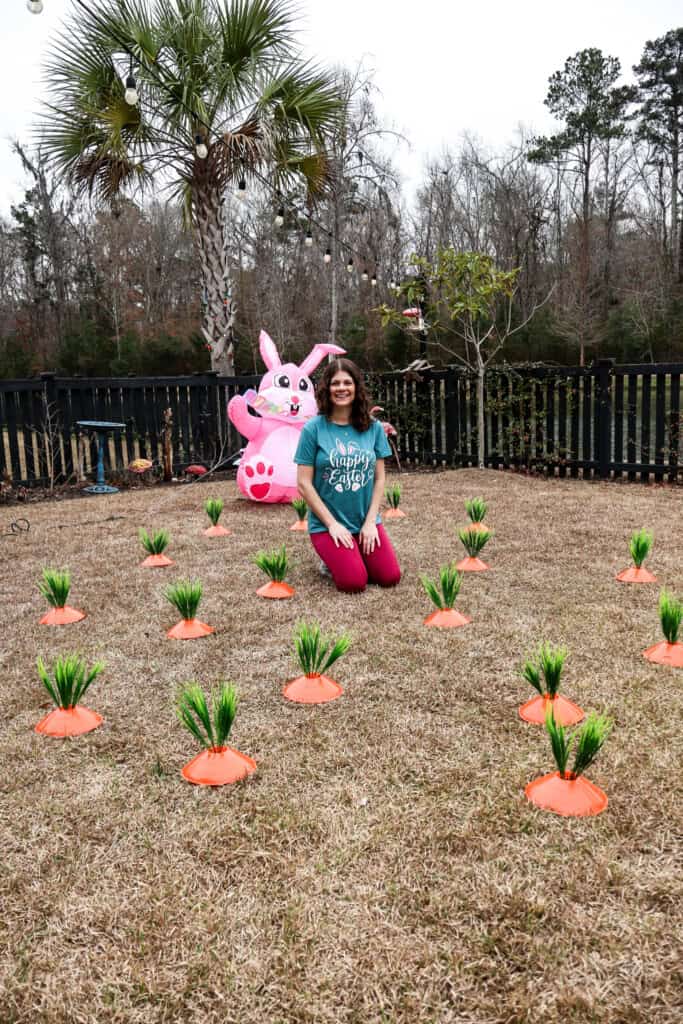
[194,183,236,376]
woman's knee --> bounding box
[333,564,368,592]
[378,566,401,588]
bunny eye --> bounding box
[298,378,310,391]
[274,373,290,388]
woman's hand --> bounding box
[328,520,355,549]
[359,521,381,555]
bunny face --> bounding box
[251,362,318,423]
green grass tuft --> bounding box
[139,528,170,555]
[205,498,224,526]
[420,563,463,610]
[629,528,653,568]
[165,579,203,620]
[458,527,491,557]
[465,497,487,523]
[37,654,104,709]
[385,484,402,509]
[176,681,238,751]
[658,589,683,644]
[292,497,308,520]
[294,622,351,676]
[545,709,612,777]
[38,568,71,608]
[521,642,568,697]
[254,545,289,582]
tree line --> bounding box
[0,4,681,378]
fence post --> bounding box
[596,358,614,479]
[445,369,458,466]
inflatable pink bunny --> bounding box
[228,330,346,502]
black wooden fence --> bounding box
[2,361,683,486]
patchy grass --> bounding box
[1,469,682,1024]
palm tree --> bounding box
[37,0,342,374]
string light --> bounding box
[361,268,369,282]
[346,258,354,273]
[27,0,44,12]
[324,247,332,264]
[304,227,313,247]
[236,178,247,200]
[371,272,377,288]
[274,206,285,227]
[194,134,208,160]
[124,73,138,106]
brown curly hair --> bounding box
[316,358,372,433]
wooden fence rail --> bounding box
[2,362,683,486]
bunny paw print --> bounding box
[243,456,275,500]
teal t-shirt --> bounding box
[294,416,392,534]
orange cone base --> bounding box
[289,520,308,532]
[384,508,406,519]
[424,608,472,628]
[283,673,343,704]
[35,705,103,737]
[256,581,295,599]
[167,618,215,640]
[519,694,585,725]
[525,772,608,817]
[643,641,683,667]
[181,746,256,786]
[616,565,657,583]
[40,605,86,625]
[141,553,174,567]
[465,521,488,533]
[203,524,232,537]
[456,557,490,572]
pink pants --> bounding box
[310,524,401,593]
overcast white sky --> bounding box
[1,0,681,212]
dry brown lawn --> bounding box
[1,469,682,1024]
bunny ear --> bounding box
[299,343,346,377]
[259,330,281,370]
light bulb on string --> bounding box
[371,272,377,288]
[27,0,44,12]
[236,178,247,201]
[324,248,332,264]
[194,134,208,160]
[274,207,285,227]
[346,258,354,274]
[124,74,138,106]
[304,228,313,247]
[361,268,369,282]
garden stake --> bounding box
[384,484,406,520]
[456,527,491,572]
[38,568,86,625]
[290,497,308,532]
[616,529,656,583]
[254,545,295,598]
[283,622,350,703]
[177,682,256,786]
[518,643,584,725]
[204,498,232,537]
[34,655,104,737]
[165,580,214,639]
[525,710,611,817]
[139,528,174,567]
[421,564,471,628]
[643,589,683,666]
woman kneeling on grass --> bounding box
[294,358,402,593]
